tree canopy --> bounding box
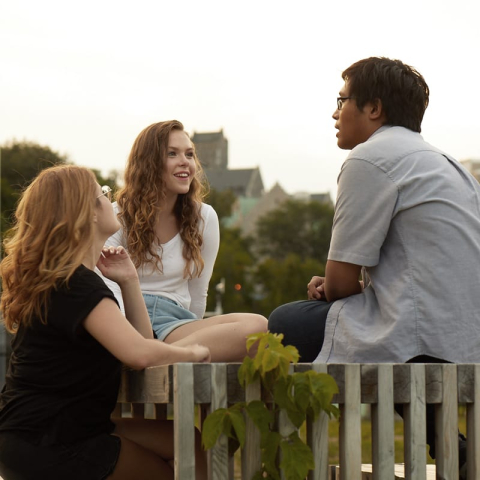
[1,139,119,234]
[255,198,334,264]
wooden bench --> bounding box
[117,363,480,479]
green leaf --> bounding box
[245,400,274,443]
[202,408,228,450]
[238,356,258,386]
[262,431,282,478]
[262,347,280,373]
[246,332,265,352]
[307,371,340,420]
[292,372,310,414]
[229,408,246,448]
[279,432,315,480]
[274,377,305,428]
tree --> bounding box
[255,199,334,264]
[204,188,237,224]
[206,227,256,314]
[1,140,70,233]
[1,140,119,234]
[253,253,325,317]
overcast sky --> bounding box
[2,0,479,200]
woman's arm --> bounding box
[188,205,220,318]
[84,297,211,369]
[96,246,152,338]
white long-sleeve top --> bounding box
[101,202,220,318]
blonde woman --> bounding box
[103,120,267,361]
[0,165,209,479]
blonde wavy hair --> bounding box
[1,165,98,333]
[116,120,208,278]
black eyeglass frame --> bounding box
[337,96,354,110]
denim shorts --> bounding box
[0,432,121,480]
[143,293,198,341]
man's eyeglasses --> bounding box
[337,96,354,111]
[97,185,112,201]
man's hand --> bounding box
[307,276,327,300]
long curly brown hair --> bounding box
[1,165,98,333]
[116,120,208,278]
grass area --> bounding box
[231,405,468,477]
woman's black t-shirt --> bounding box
[0,265,121,446]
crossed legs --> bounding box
[165,313,268,362]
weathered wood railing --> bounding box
[116,363,480,480]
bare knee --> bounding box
[247,314,268,333]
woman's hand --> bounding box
[96,246,138,285]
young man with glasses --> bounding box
[268,57,480,477]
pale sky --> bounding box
[1,0,479,201]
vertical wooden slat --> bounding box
[131,403,145,418]
[174,363,195,480]
[208,363,230,480]
[279,365,296,480]
[371,364,395,480]
[435,364,458,478]
[339,364,361,480]
[241,379,262,480]
[467,364,480,480]
[403,364,426,480]
[307,363,330,480]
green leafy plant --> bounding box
[202,332,340,480]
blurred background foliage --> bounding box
[1,139,334,318]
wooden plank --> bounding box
[434,364,458,478]
[241,379,262,480]
[306,363,329,480]
[371,364,395,480]
[356,464,436,479]
[208,363,230,480]
[466,364,480,480]
[174,363,195,480]
[117,365,172,403]
[403,364,426,480]
[279,365,297,480]
[339,364,362,480]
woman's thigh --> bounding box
[108,434,173,480]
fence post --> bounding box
[435,364,458,478]
[241,378,261,480]
[208,363,230,480]
[174,363,195,480]
[403,364,426,480]
[339,364,361,480]
[307,363,330,480]
[467,364,480,479]
[371,364,395,480]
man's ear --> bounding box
[368,98,384,121]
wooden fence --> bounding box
[116,363,480,480]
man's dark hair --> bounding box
[342,57,429,132]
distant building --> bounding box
[205,167,264,198]
[292,191,333,206]
[461,158,480,183]
[226,183,290,237]
[192,128,331,236]
[192,129,264,198]
[192,130,228,170]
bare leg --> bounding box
[109,418,207,480]
[165,313,268,362]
